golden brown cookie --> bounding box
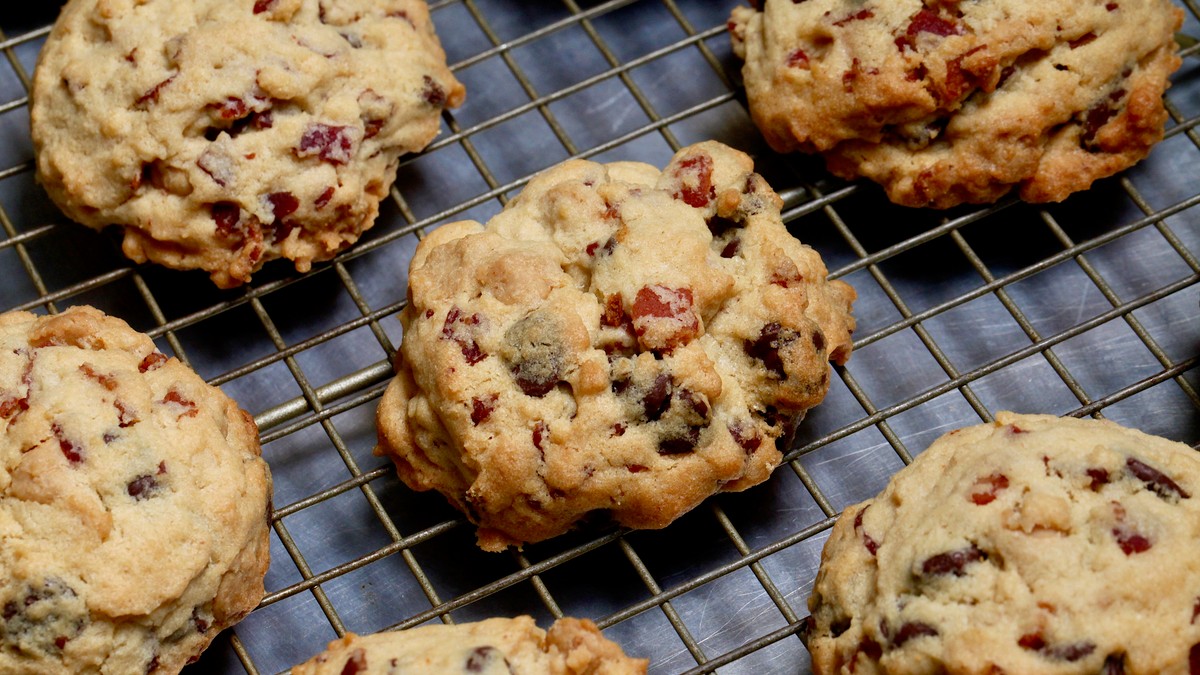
[806,412,1200,674]
[292,617,647,674]
[32,0,464,287]
[0,306,271,674]
[730,0,1183,207]
[375,141,856,551]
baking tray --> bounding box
[0,1,1197,673]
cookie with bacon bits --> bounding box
[375,141,856,551]
[0,306,271,674]
[729,0,1183,207]
[31,0,464,287]
[805,411,1200,674]
[292,616,647,674]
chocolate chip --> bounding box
[1126,457,1190,500]
[658,427,700,455]
[1087,467,1111,491]
[465,646,508,672]
[892,622,937,647]
[744,323,798,379]
[642,373,672,421]
[1102,653,1127,674]
[422,75,447,107]
[502,311,566,398]
[920,545,986,577]
[127,474,161,500]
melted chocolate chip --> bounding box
[503,311,566,398]
[744,323,798,379]
[892,622,938,647]
[1102,653,1127,675]
[642,373,672,421]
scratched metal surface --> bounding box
[0,1,1198,673]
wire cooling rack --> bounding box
[1,1,1198,673]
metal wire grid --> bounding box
[0,1,1196,673]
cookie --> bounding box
[31,0,465,288]
[805,412,1200,674]
[0,306,272,674]
[375,141,856,551]
[729,0,1183,208]
[292,616,647,674]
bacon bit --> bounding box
[79,364,118,390]
[470,395,497,425]
[253,0,275,13]
[314,187,336,210]
[532,422,548,453]
[441,307,487,365]
[586,237,616,257]
[0,396,28,418]
[135,75,176,108]
[52,423,83,464]
[729,422,762,454]
[940,49,985,103]
[1192,597,1200,624]
[969,473,1009,505]
[297,124,354,165]
[253,109,274,130]
[631,285,699,351]
[720,239,740,258]
[161,390,199,418]
[601,294,626,328]
[832,9,873,26]
[1007,424,1028,434]
[421,75,447,107]
[267,191,300,224]
[1020,638,1096,662]
[1069,32,1097,49]
[210,202,242,236]
[908,9,963,37]
[1106,2,1119,9]
[612,423,626,437]
[1086,467,1110,491]
[1113,527,1151,555]
[1018,634,1047,651]
[139,352,168,373]
[115,400,139,428]
[787,48,810,69]
[340,648,367,675]
[211,97,249,120]
[127,474,160,500]
[363,117,384,139]
[671,154,716,208]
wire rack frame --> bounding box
[0,1,1196,673]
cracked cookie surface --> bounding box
[375,141,856,551]
[32,0,464,287]
[729,0,1183,207]
[806,412,1200,674]
[0,306,271,674]
[292,617,647,674]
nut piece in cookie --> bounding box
[291,616,647,674]
[805,412,1200,674]
[31,0,465,287]
[729,0,1183,207]
[0,306,272,674]
[375,141,856,551]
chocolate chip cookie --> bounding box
[0,306,272,674]
[375,141,856,551]
[729,0,1183,207]
[292,617,647,674]
[32,0,465,287]
[805,412,1200,674]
